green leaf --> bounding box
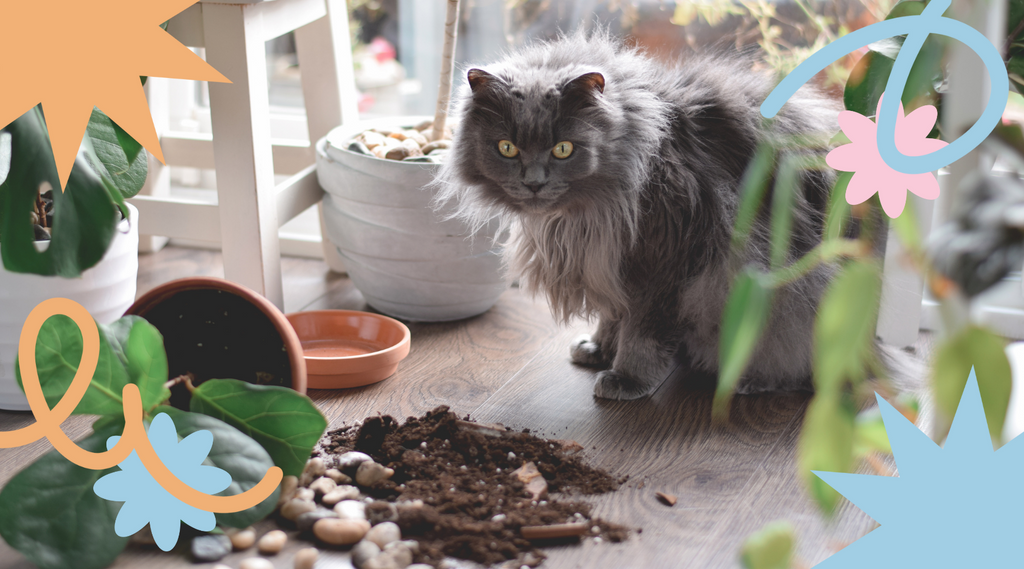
[769,156,799,270]
[932,326,1012,443]
[0,106,118,277]
[853,406,892,456]
[123,317,172,412]
[16,315,169,416]
[845,50,894,116]
[813,260,880,393]
[798,393,856,514]
[85,109,148,200]
[189,379,328,477]
[824,171,853,241]
[16,315,130,416]
[715,269,772,417]
[740,520,796,569]
[733,142,776,251]
[0,423,128,569]
[157,406,280,528]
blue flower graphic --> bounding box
[93,413,232,551]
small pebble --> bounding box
[322,484,361,506]
[313,518,370,545]
[212,565,232,569]
[281,497,317,520]
[594,536,604,544]
[491,514,507,522]
[388,131,408,141]
[347,140,372,155]
[361,131,387,149]
[296,488,315,501]
[405,130,428,147]
[421,140,452,154]
[257,529,287,555]
[591,526,601,534]
[278,476,299,507]
[191,534,231,562]
[335,499,367,520]
[300,457,327,486]
[419,442,427,449]
[507,452,516,461]
[408,566,434,569]
[365,521,402,549]
[309,476,337,496]
[351,539,381,568]
[326,468,352,484]
[372,145,389,159]
[356,461,395,487]
[293,547,319,569]
[296,507,340,533]
[229,527,257,550]
[240,558,274,569]
[385,146,412,161]
[337,451,373,472]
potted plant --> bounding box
[315,0,507,322]
[0,106,148,410]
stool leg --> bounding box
[138,77,171,253]
[295,0,359,274]
[202,3,285,308]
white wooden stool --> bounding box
[130,0,356,309]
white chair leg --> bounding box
[202,3,285,308]
[295,0,359,274]
[138,77,171,253]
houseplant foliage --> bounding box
[727,0,1024,564]
[0,105,147,277]
[0,315,327,569]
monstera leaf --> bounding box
[0,105,147,277]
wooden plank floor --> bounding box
[0,246,882,569]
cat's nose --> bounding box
[524,183,544,194]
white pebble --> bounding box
[591,526,600,534]
[594,536,603,544]
[507,452,516,461]
[491,514,507,522]
[356,461,394,487]
[365,521,402,549]
[335,499,367,520]
[459,465,467,471]
[293,547,318,569]
[257,530,287,555]
[229,527,256,550]
[239,559,274,569]
[420,442,427,449]
[496,468,502,473]
[351,539,381,567]
[309,476,337,496]
[322,485,361,506]
[281,498,317,521]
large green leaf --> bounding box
[0,424,127,569]
[16,315,170,416]
[0,107,118,277]
[158,406,280,528]
[769,157,799,270]
[740,520,795,569]
[932,326,1012,443]
[715,269,772,417]
[813,260,880,393]
[798,393,856,514]
[85,109,147,199]
[189,379,328,477]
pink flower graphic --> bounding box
[826,96,948,218]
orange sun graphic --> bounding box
[0,0,229,190]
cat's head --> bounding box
[447,67,616,215]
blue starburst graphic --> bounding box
[92,413,232,551]
[814,367,1024,568]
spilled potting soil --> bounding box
[314,406,630,568]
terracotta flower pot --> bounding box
[126,277,307,404]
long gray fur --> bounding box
[432,30,904,400]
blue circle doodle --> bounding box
[761,0,1008,176]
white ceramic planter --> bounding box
[316,116,506,322]
[0,204,139,410]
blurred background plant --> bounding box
[727,0,1024,565]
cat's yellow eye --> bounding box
[498,140,519,158]
[552,141,574,159]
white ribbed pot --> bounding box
[0,203,139,410]
[316,116,506,322]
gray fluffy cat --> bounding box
[433,32,872,400]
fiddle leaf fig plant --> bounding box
[0,105,148,277]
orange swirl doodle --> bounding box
[0,298,282,513]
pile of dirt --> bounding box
[314,406,630,568]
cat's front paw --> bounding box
[593,370,653,400]
[570,335,609,367]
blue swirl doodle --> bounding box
[761,0,1008,175]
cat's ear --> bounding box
[564,72,605,96]
[468,68,501,93]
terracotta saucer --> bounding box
[285,310,411,389]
